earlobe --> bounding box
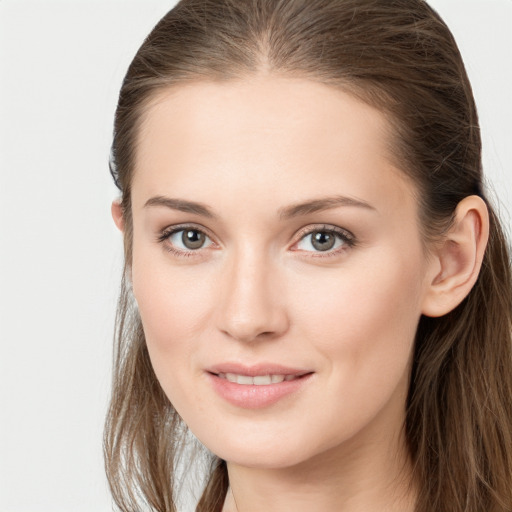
[421,195,489,318]
[111,200,125,232]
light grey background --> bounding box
[0,1,510,511]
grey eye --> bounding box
[181,229,206,249]
[310,231,336,251]
[296,229,348,253]
[167,228,211,251]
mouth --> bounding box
[214,372,306,385]
[206,364,314,408]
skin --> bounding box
[112,75,489,511]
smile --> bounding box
[217,373,298,385]
[206,366,313,409]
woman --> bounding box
[104,1,512,510]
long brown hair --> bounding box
[104,1,512,510]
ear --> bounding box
[421,195,489,317]
[111,200,124,232]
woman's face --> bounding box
[127,76,436,469]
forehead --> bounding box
[132,76,415,217]
[136,75,391,165]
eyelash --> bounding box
[157,223,214,258]
[157,223,356,259]
[293,224,356,258]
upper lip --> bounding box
[206,363,312,377]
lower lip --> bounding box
[206,373,313,409]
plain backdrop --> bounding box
[0,1,510,511]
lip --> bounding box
[207,362,311,377]
[205,363,314,409]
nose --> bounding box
[216,248,290,343]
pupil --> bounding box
[182,230,205,249]
[312,231,335,251]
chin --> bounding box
[221,448,310,470]
[197,428,323,470]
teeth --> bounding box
[221,373,295,385]
[253,375,272,385]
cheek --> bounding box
[274,249,425,453]
[293,247,424,391]
[132,240,214,327]
[130,243,215,379]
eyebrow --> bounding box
[144,196,216,218]
[278,195,376,219]
[143,194,376,219]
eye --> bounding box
[159,226,214,254]
[294,226,354,254]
